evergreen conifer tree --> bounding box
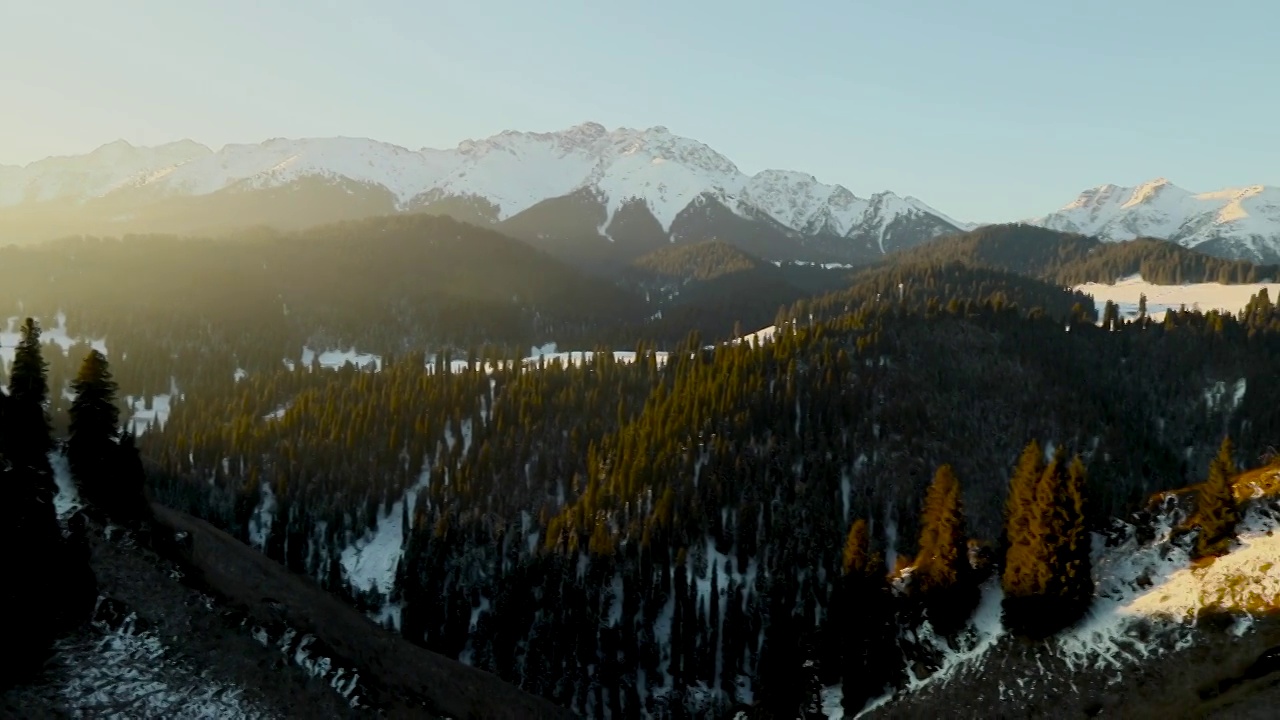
[1003,448,1095,637]
[913,464,976,634]
[1046,455,1093,620]
[1191,437,1240,559]
[4,318,54,482]
[0,338,97,685]
[69,350,151,524]
[1000,440,1044,567]
[1003,446,1059,635]
[839,518,898,716]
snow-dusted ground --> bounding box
[124,381,179,436]
[47,611,275,719]
[730,324,782,347]
[849,478,1280,717]
[0,312,177,437]
[771,260,859,270]
[299,346,382,372]
[50,451,82,519]
[339,466,434,626]
[0,312,107,366]
[1073,274,1280,323]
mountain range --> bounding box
[1031,178,1280,264]
[2,124,1279,264]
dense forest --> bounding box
[4,218,1279,718]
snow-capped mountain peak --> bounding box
[0,123,969,258]
[0,139,213,206]
[1031,178,1280,261]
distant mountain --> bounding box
[0,214,649,353]
[0,125,967,266]
[894,224,1280,286]
[1028,178,1280,263]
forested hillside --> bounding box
[4,221,1280,718]
[138,292,1280,717]
[618,241,856,341]
[0,215,647,358]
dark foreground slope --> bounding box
[2,504,574,720]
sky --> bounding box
[1,0,1277,222]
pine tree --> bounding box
[1047,456,1093,620]
[842,518,872,577]
[1000,440,1044,567]
[69,350,121,497]
[839,518,898,716]
[69,350,150,524]
[4,318,54,481]
[1,430,96,685]
[1003,446,1060,635]
[1191,437,1240,559]
[913,464,976,634]
[1003,448,1094,637]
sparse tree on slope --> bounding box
[1191,437,1240,559]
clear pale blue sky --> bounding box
[2,0,1277,222]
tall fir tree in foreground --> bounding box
[0,332,97,686]
[912,464,977,635]
[1043,455,1094,619]
[1190,437,1240,559]
[1000,440,1044,565]
[1002,446,1094,637]
[4,318,54,482]
[69,350,150,524]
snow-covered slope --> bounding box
[854,471,1280,719]
[0,139,211,206]
[1030,178,1280,262]
[1073,273,1280,323]
[0,123,964,253]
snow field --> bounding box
[1073,274,1280,323]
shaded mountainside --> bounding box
[0,214,648,355]
[898,224,1280,285]
[3,501,574,719]
[619,241,857,341]
[782,257,1099,327]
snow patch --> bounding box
[1073,274,1280,323]
[340,466,431,598]
[49,611,273,718]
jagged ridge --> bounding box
[1028,178,1280,263]
[0,123,964,253]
